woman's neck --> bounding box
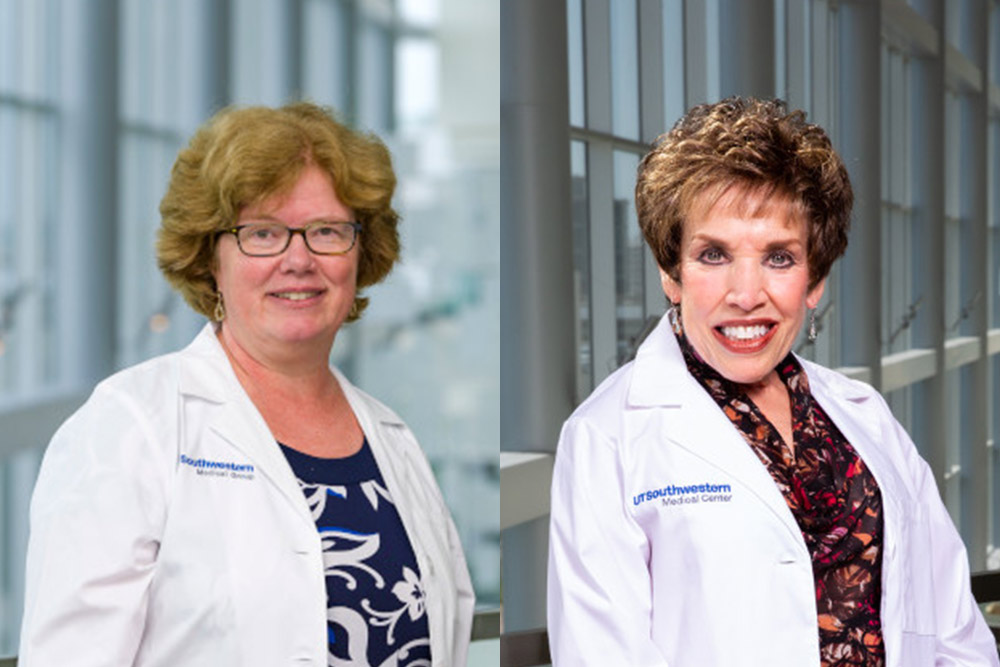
[216,325,338,400]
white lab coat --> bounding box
[19,324,475,667]
[548,314,998,667]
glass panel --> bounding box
[395,37,439,130]
[613,150,643,365]
[992,223,999,329]
[118,1,204,368]
[304,0,350,113]
[662,0,685,131]
[942,368,965,528]
[991,357,1000,562]
[991,4,1000,87]
[991,119,1000,329]
[0,0,58,100]
[884,384,914,435]
[571,140,591,397]
[0,108,57,392]
[944,91,963,340]
[955,96,978,338]
[399,0,438,28]
[610,0,639,140]
[946,0,979,65]
[358,19,393,131]
[231,0,291,105]
[567,0,585,127]
[880,47,914,356]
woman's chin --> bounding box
[262,320,339,348]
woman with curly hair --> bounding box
[20,102,474,667]
[548,97,997,666]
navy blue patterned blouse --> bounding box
[279,438,432,667]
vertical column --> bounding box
[639,0,669,317]
[286,0,304,101]
[836,2,882,388]
[201,0,232,113]
[966,0,991,570]
[638,0,665,144]
[785,0,811,113]
[57,0,119,386]
[718,0,775,99]
[684,0,710,107]
[583,0,617,384]
[500,0,574,632]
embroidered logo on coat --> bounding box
[179,454,256,480]
[633,482,733,507]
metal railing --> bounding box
[501,627,550,667]
[972,569,1000,647]
[472,607,502,641]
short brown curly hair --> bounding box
[157,102,400,321]
[635,96,852,289]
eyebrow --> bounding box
[689,232,805,251]
[240,214,352,225]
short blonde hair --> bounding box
[157,102,400,321]
[635,96,852,289]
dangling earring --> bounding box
[214,292,226,322]
[667,302,683,335]
[807,308,817,342]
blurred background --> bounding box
[0,0,499,660]
[501,0,1000,661]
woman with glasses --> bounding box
[19,103,474,667]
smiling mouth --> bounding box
[718,324,772,341]
[714,323,776,351]
[271,290,323,301]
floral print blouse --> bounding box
[678,333,886,666]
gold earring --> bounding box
[214,292,226,322]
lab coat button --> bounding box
[778,553,797,564]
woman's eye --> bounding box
[768,251,795,267]
[698,247,726,264]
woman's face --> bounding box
[661,189,825,388]
[213,164,359,359]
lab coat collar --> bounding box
[628,312,873,407]
[175,324,408,531]
[626,312,884,549]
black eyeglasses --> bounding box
[222,221,362,256]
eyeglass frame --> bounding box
[220,221,362,257]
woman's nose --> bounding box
[280,232,316,270]
[726,261,766,310]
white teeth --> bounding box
[720,324,770,340]
[274,291,320,301]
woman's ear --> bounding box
[659,267,681,304]
[806,277,826,309]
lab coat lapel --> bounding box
[336,376,453,661]
[628,315,807,545]
[334,368,415,505]
[802,364,908,523]
[177,324,316,530]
